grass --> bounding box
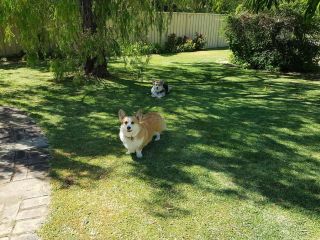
[1,50,320,239]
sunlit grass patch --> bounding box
[1,50,320,239]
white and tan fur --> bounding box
[151,80,171,98]
[118,109,166,158]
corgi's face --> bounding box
[152,80,165,92]
[118,109,143,137]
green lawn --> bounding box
[1,50,320,239]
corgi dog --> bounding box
[151,80,171,98]
[118,109,166,158]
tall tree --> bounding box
[164,0,244,13]
[245,0,320,18]
[0,0,173,78]
[80,0,107,77]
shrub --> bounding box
[193,33,206,50]
[50,58,78,81]
[150,43,162,54]
[178,39,196,52]
[225,9,320,72]
[164,33,205,53]
[121,42,152,80]
[137,42,161,54]
[164,33,179,53]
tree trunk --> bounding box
[80,0,109,77]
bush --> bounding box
[193,33,206,50]
[177,37,196,52]
[164,33,206,53]
[121,42,152,80]
[136,42,161,55]
[50,58,78,81]
[225,9,320,72]
[164,33,179,53]
[149,43,162,54]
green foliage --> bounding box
[164,33,206,53]
[0,0,175,79]
[164,33,179,53]
[50,58,79,81]
[225,8,320,72]
[140,43,162,54]
[245,0,320,19]
[211,0,246,13]
[177,38,196,52]
[305,0,320,19]
[193,33,207,50]
[173,0,245,14]
[121,42,152,80]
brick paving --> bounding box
[0,107,50,240]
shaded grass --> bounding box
[1,50,320,239]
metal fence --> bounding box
[0,13,228,57]
[147,12,228,48]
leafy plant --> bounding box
[164,33,205,53]
[0,0,175,79]
[193,32,206,50]
[225,8,320,72]
[146,43,162,54]
[164,33,179,53]
[50,58,79,81]
[245,0,320,20]
[122,42,151,80]
[177,38,196,52]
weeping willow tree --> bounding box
[0,0,177,78]
[245,0,320,18]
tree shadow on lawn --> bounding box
[49,150,114,189]
[0,61,26,70]
[129,62,320,218]
[1,61,320,219]
[0,60,50,72]
[0,79,119,189]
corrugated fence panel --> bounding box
[147,12,228,49]
[218,15,227,48]
[208,15,217,47]
[1,12,228,56]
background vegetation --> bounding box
[1,0,319,78]
[225,5,320,72]
[0,0,177,78]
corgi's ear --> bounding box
[135,109,143,121]
[118,109,126,122]
[152,79,156,85]
[160,80,164,85]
